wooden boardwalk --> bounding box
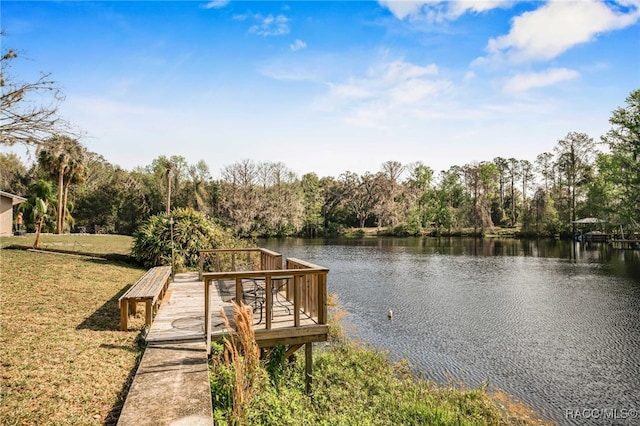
[118,272,213,426]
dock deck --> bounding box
[146,272,324,345]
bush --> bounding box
[131,207,243,269]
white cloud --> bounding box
[483,0,640,63]
[503,68,580,93]
[378,0,427,20]
[383,61,438,81]
[378,0,512,22]
[258,60,322,82]
[326,61,441,103]
[248,14,290,36]
[290,39,307,51]
[318,60,449,128]
[328,83,372,100]
[201,0,229,10]
[448,0,512,18]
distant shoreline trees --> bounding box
[2,88,638,239]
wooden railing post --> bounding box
[303,275,309,315]
[294,275,301,327]
[205,277,211,354]
[235,277,242,306]
[199,252,204,281]
[318,272,327,324]
[311,274,318,318]
[265,276,272,330]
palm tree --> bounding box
[18,179,56,233]
[37,135,87,233]
[32,197,48,248]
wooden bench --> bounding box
[119,266,172,331]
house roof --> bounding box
[0,190,27,205]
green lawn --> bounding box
[0,248,145,425]
[1,233,133,255]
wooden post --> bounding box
[120,301,128,331]
[293,275,300,327]
[205,277,211,354]
[318,272,327,324]
[235,277,243,306]
[145,300,153,327]
[265,276,272,330]
[305,342,313,394]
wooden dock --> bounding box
[118,248,330,424]
[145,272,324,346]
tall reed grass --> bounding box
[217,302,261,424]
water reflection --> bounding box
[261,238,640,425]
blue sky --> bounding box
[2,0,639,178]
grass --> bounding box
[251,343,504,425]
[0,248,146,425]
[1,234,134,255]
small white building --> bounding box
[0,190,27,237]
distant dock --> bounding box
[610,239,640,250]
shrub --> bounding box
[131,207,243,269]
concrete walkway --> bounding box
[117,273,213,426]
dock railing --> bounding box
[200,248,328,353]
[199,248,283,279]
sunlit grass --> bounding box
[1,233,133,255]
[0,249,145,425]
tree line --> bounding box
[1,89,638,239]
[1,40,638,238]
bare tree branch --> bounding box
[1,41,74,148]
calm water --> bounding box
[260,238,640,425]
